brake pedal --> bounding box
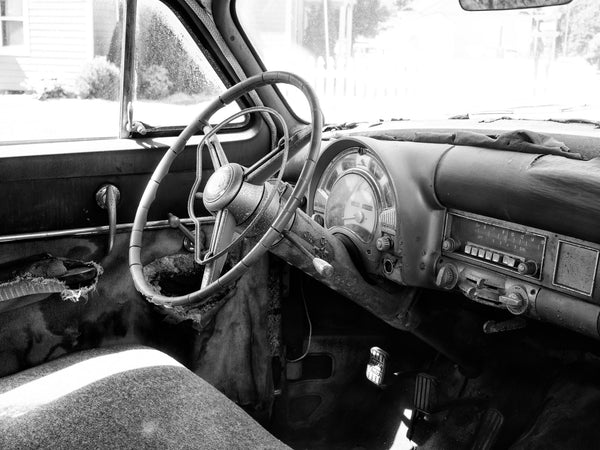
[407,373,438,440]
[471,408,504,450]
[366,346,390,387]
[414,373,438,415]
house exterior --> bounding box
[0,0,119,92]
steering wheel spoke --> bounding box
[201,209,236,289]
[203,125,229,169]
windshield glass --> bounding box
[237,0,600,125]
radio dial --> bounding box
[442,238,460,252]
[517,260,538,276]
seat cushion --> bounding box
[0,345,288,449]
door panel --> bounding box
[0,121,270,235]
[0,0,281,417]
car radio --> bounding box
[441,213,546,279]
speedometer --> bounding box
[326,173,377,242]
[311,147,395,246]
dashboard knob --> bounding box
[376,236,393,252]
[442,238,460,252]
[517,260,538,276]
[498,286,528,315]
[435,264,458,290]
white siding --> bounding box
[0,0,93,91]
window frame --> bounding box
[0,0,253,146]
[230,0,309,126]
[122,0,253,139]
[0,0,29,56]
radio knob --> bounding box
[435,263,458,290]
[517,260,538,276]
[376,236,393,252]
[442,238,460,252]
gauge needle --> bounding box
[343,211,365,223]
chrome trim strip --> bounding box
[119,0,137,138]
[0,217,215,244]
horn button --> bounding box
[203,164,245,213]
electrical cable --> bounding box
[286,280,312,363]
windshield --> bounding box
[237,0,600,125]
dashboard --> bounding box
[308,135,600,340]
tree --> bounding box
[587,33,600,69]
[107,2,219,98]
[302,0,391,58]
[394,0,413,10]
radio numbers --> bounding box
[449,214,545,278]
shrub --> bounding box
[138,64,173,100]
[39,82,72,100]
[23,78,75,100]
[77,57,120,100]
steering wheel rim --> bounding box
[129,71,323,306]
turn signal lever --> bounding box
[282,231,334,278]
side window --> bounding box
[133,0,240,129]
[0,0,237,144]
[0,0,123,143]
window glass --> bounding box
[133,0,241,128]
[237,0,600,125]
[0,0,237,144]
[2,20,23,46]
[0,0,22,15]
[1,0,25,49]
[0,0,123,143]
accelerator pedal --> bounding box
[471,408,504,450]
[407,373,438,440]
[366,346,390,387]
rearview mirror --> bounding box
[459,0,572,11]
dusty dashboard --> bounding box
[308,135,600,340]
[308,136,449,288]
[436,211,600,338]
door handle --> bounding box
[95,184,121,253]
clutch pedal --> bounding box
[471,408,504,450]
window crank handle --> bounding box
[96,184,121,254]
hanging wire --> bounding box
[287,280,313,363]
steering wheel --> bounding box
[129,71,322,306]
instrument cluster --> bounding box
[310,147,398,275]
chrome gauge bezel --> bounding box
[325,168,382,244]
[311,147,396,250]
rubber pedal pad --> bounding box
[414,373,438,415]
[471,408,504,450]
[366,346,390,386]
